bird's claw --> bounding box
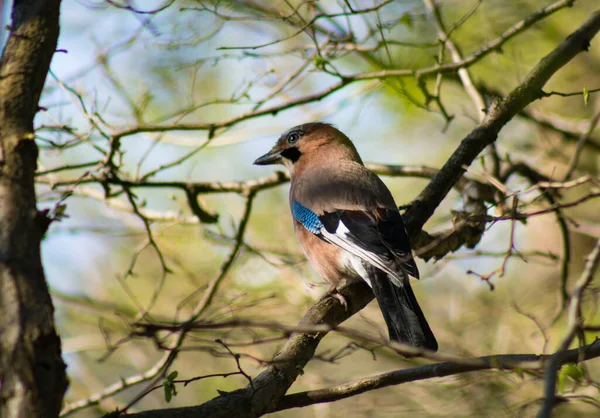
[326,285,348,312]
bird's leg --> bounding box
[324,284,349,312]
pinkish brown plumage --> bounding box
[254,122,437,351]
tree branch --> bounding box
[114,8,600,418]
[404,8,600,236]
[276,340,600,412]
[0,1,68,417]
[538,238,600,418]
[105,279,375,418]
[102,0,575,144]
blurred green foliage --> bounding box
[35,0,600,417]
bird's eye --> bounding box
[287,132,301,144]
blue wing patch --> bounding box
[292,200,323,234]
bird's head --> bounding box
[253,122,362,173]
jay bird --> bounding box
[254,122,437,351]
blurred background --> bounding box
[20,0,600,416]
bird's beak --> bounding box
[253,148,282,165]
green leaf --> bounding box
[163,371,179,403]
[557,363,585,394]
[400,13,413,28]
[514,366,524,379]
[313,57,327,70]
[584,86,589,106]
[164,382,172,403]
[55,204,68,219]
[562,363,584,381]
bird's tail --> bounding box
[369,269,438,352]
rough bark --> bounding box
[0,1,67,417]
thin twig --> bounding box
[538,238,600,418]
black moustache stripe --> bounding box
[281,147,302,163]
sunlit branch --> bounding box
[404,7,600,236]
[276,340,600,412]
[424,0,486,121]
[215,0,395,50]
[105,0,176,15]
[539,238,600,418]
[101,0,575,146]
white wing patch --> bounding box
[320,220,405,285]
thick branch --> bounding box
[404,8,600,235]
[276,340,600,412]
[38,164,439,224]
[0,1,68,417]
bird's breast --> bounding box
[294,221,362,284]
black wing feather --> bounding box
[319,208,419,279]
[376,209,419,279]
[318,208,436,351]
